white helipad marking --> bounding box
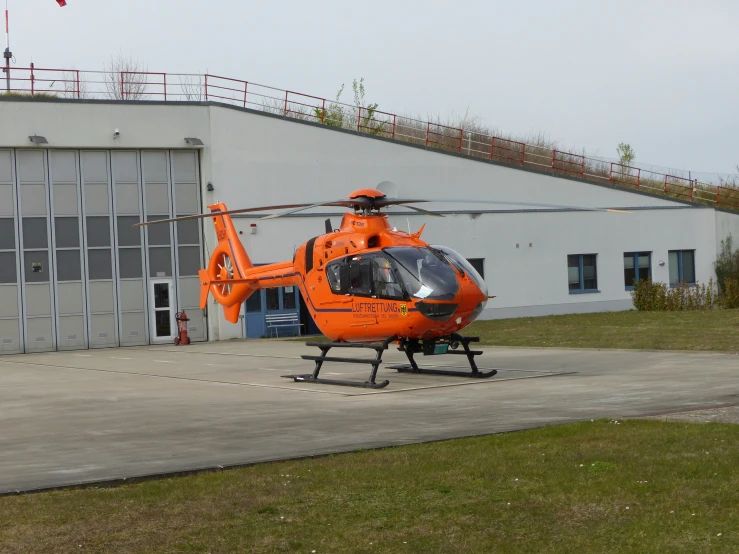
[73,354,92,357]
[153,360,174,364]
[109,357,132,360]
[258,368,279,371]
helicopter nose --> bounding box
[458,278,487,323]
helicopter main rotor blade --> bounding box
[132,192,629,228]
[402,205,444,217]
[257,199,360,220]
[418,199,631,214]
[133,201,345,227]
[372,198,429,208]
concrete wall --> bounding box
[203,104,679,211]
[715,210,739,253]
[3,98,739,342]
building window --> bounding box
[624,252,651,289]
[567,254,598,293]
[466,258,485,279]
[245,291,261,312]
[283,286,297,310]
[668,250,695,286]
[266,288,280,311]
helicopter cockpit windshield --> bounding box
[384,247,460,301]
[430,245,488,298]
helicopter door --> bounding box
[348,258,373,296]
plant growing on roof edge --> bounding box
[314,83,346,128]
[352,78,385,135]
[315,78,384,135]
[616,143,635,166]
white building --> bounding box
[1,96,737,353]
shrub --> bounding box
[314,79,385,134]
[715,235,739,294]
[631,279,719,311]
[721,278,739,309]
[314,83,346,128]
[631,279,666,311]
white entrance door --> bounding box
[149,279,175,343]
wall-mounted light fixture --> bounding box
[250,223,257,235]
[184,137,204,146]
[28,135,48,144]
[206,182,214,192]
[659,260,665,266]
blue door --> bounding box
[244,286,302,338]
[245,291,266,338]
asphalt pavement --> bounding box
[1,340,737,494]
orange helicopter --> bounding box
[138,185,627,388]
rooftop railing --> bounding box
[2,64,738,211]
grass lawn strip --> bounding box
[1,420,738,553]
[466,310,739,351]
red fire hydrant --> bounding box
[174,311,191,345]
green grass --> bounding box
[466,310,739,351]
[1,420,738,553]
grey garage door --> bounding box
[0,148,205,354]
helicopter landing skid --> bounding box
[390,334,497,379]
[282,336,398,389]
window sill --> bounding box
[669,283,696,288]
[569,289,600,295]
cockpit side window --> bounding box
[372,256,405,299]
[349,258,373,296]
[326,255,408,299]
[326,262,344,293]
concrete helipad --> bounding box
[1,339,737,493]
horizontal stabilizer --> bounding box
[198,269,210,309]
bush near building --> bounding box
[631,234,739,311]
[631,278,739,311]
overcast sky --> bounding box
[6,0,739,177]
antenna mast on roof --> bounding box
[3,0,11,92]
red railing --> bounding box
[120,71,167,100]
[2,65,738,211]
[357,107,395,138]
[715,187,739,210]
[2,64,81,98]
[204,74,247,106]
[610,163,641,189]
[552,150,586,178]
[426,122,463,152]
[283,90,326,123]
[490,137,526,166]
[664,174,694,202]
